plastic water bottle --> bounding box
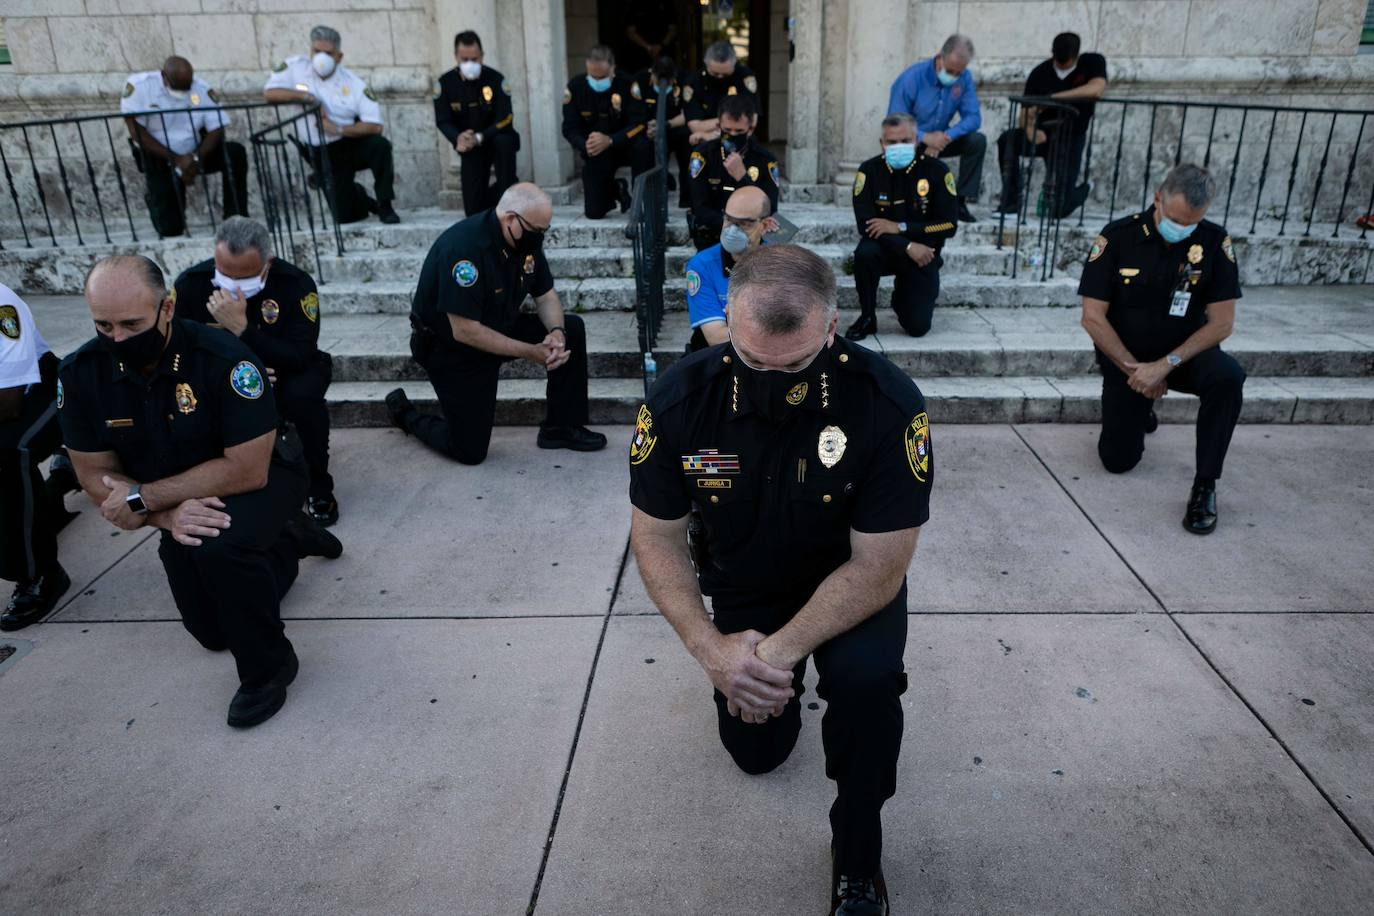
[1026,250,1044,271]
[643,351,658,391]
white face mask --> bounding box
[458,60,482,80]
[311,51,337,78]
[1053,63,1075,80]
[212,268,267,300]
[164,84,189,100]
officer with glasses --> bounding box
[687,93,779,252]
[386,183,607,464]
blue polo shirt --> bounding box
[685,244,731,330]
[887,57,981,141]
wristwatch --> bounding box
[1166,353,1182,368]
[126,483,149,516]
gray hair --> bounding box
[496,182,551,217]
[1160,163,1218,209]
[587,44,615,65]
[941,34,974,60]
[705,40,737,65]
[310,25,341,49]
[728,245,837,334]
[86,254,165,299]
[882,113,917,130]
[215,216,273,260]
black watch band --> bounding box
[548,325,566,336]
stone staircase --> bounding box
[6,201,1373,426]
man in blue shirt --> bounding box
[683,186,774,351]
[887,34,985,222]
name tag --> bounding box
[105,418,134,428]
[1169,290,1191,317]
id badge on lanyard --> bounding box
[1169,267,1192,318]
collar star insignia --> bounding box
[731,374,739,413]
[820,371,830,409]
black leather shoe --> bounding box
[616,177,632,212]
[537,426,608,452]
[1,564,71,632]
[957,200,977,222]
[1183,482,1217,535]
[384,388,411,432]
[286,511,344,559]
[832,870,889,915]
[1145,409,1158,434]
[227,650,299,729]
[307,495,339,528]
[378,202,400,224]
[845,314,878,341]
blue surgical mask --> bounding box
[936,66,959,87]
[1158,215,1197,244]
[586,75,612,93]
[884,143,916,170]
[720,223,750,255]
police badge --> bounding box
[175,382,198,415]
[818,426,847,468]
[260,299,280,325]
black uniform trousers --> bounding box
[935,132,987,200]
[275,351,334,499]
[156,446,307,690]
[406,312,590,465]
[142,141,248,238]
[1098,347,1246,480]
[711,581,909,878]
[304,135,396,224]
[0,353,62,584]
[459,134,519,216]
[852,238,941,338]
[581,139,654,219]
[996,127,1088,217]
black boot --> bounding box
[1145,409,1159,434]
[1183,480,1217,535]
[307,494,339,528]
[615,177,632,213]
[1,564,71,631]
[227,649,299,729]
[537,426,608,452]
[384,388,412,433]
[378,201,400,224]
[832,869,889,915]
[286,511,344,559]
[845,313,878,341]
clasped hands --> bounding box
[528,330,570,372]
[99,476,232,547]
[700,629,796,726]
[1123,358,1172,399]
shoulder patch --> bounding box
[904,412,930,482]
[944,171,957,196]
[690,151,705,179]
[453,260,479,287]
[230,360,265,400]
[1088,235,1108,262]
[853,170,866,197]
[1222,235,1236,263]
[502,80,511,95]
[0,304,20,340]
[629,404,658,466]
[300,291,319,322]
[122,81,135,99]
[363,86,377,101]
[273,61,288,73]
[743,75,758,94]
[563,86,573,104]
[686,269,702,298]
[768,161,779,185]
[207,88,220,103]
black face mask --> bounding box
[99,309,168,369]
[731,339,834,424]
[721,132,749,156]
[510,214,545,256]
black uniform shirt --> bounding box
[629,339,932,599]
[688,136,780,216]
[413,209,555,340]
[561,73,647,153]
[630,69,688,125]
[434,65,515,145]
[1023,53,1107,135]
[57,319,277,483]
[1077,207,1241,363]
[852,152,959,254]
[173,257,320,375]
[683,65,759,124]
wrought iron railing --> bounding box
[997,95,1081,280]
[0,101,344,273]
[627,97,671,398]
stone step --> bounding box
[314,274,1086,315]
[326,375,1374,428]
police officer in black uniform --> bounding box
[1078,164,1244,534]
[562,45,654,220]
[687,93,779,252]
[847,114,960,341]
[58,255,341,728]
[629,245,931,916]
[385,183,607,463]
[683,39,759,142]
[632,57,692,209]
[172,216,338,526]
[435,30,520,216]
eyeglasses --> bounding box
[723,214,760,229]
[514,212,549,237]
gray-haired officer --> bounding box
[172,217,338,526]
[630,245,931,916]
[1078,163,1244,534]
[59,256,341,728]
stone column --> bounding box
[519,0,571,187]
[836,0,910,185]
[786,0,824,185]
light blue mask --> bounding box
[936,67,959,87]
[1158,215,1197,244]
[884,143,916,170]
[586,75,612,93]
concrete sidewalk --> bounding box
[1,425,1372,915]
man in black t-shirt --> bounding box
[996,32,1107,218]
[624,0,678,73]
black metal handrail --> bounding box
[626,162,668,399]
[0,100,341,267]
[998,95,1080,281]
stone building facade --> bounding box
[1,0,1372,232]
